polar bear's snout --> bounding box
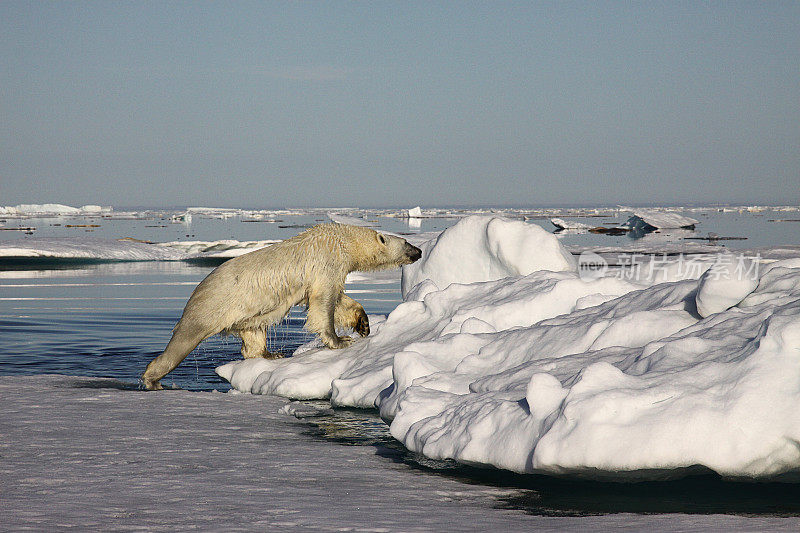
[405,243,422,264]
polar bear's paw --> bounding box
[323,334,354,350]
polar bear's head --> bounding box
[340,225,422,272]
[375,231,422,267]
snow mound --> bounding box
[388,259,800,480]
[219,255,800,480]
[217,214,800,480]
[400,216,577,297]
[695,254,759,317]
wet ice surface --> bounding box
[1,374,532,531]
[3,374,800,531]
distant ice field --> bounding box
[2,204,800,253]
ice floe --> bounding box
[550,218,593,231]
[327,212,376,226]
[0,203,112,216]
[218,215,800,480]
[623,208,700,230]
[0,237,277,263]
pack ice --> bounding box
[0,237,278,261]
[218,216,800,480]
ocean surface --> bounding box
[1,205,798,391]
[2,205,800,522]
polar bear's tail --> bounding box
[141,321,207,390]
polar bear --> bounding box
[142,223,422,390]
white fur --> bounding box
[142,224,420,390]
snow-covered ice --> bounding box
[0,203,112,216]
[326,212,375,226]
[0,237,187,261]
[0,237,278,262]
[0,375,542,531]
[4,375,799,530]
[219,215,800,481]
[550,217,593,230]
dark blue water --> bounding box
[0,262,402,391]
[1,207,798,390]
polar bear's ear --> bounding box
[377,234,387,245]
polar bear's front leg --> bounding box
[334,293,369,337]
[307,285,352,349]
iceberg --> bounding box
[623,209,700,231]
[407,207,423,229]
[218,215,800,480]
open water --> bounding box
[1,206,798,392]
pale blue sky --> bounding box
[1,1,798,208]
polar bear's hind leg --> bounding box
[141,321,208,390]
[238,328,282,358]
